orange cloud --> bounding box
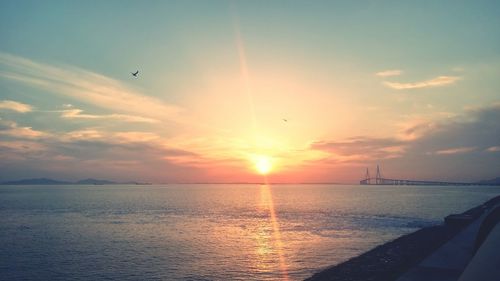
[383,76,461,90]
[0,120,47,139]
[60,108,159,123]
[0,100,32,113]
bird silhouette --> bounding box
[131,70,139,77]
[283,119,288,122]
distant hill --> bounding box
[477,177,500,185]
[1,178,121,185]
[0,178,72,185]
[75,178,118,185]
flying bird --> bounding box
[131,70,139,78]
[283,119,288,122]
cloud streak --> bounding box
[311,104,500,175]
[434,146,476,155]
[486,146,500,152]
[383,76,461,90]
[0,120,47,139]
[375,69,402,77]
[310,137,407,163]
[0,52,181,123]
[60,108,159,123]
[0,100,33,113]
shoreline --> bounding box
[305,195,500,281]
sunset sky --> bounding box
[1,1,499,183]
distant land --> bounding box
[1,177,499,185]
[0,178,151,185]
[477,177,500,185]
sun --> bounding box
[254,155,273,175]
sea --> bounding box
[1,184,499,281]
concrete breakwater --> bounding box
[305,195,500,281]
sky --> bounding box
[0,0,499,183]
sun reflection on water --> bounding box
[256,184,289,281]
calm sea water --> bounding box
[1,184,499,281]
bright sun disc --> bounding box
[255,156,272,175]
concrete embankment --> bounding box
[457,210,500,281]
[305,195,500,281]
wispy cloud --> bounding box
[0,120,47,139]
[486,146,500,152]
[310,137,407,163]
[452,67,465,72]
[383,76,461,90]
[375,69,402,77]
[60,108,159,123]
[0,52,181,123]
[434,146,477,155]
[310,104,500,172]
[59,129,163,145]
[0,126,202,182]
[0,100,33,113]
[0,140,46,153]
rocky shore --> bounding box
[305,195,500,281]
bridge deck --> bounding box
[360,178,476,186]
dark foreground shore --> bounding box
[305,195,500,281]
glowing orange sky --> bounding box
[1,2,499,183]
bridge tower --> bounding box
[365,168,371,184]
[376,165,382,185]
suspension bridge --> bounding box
[360,165,476,186]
